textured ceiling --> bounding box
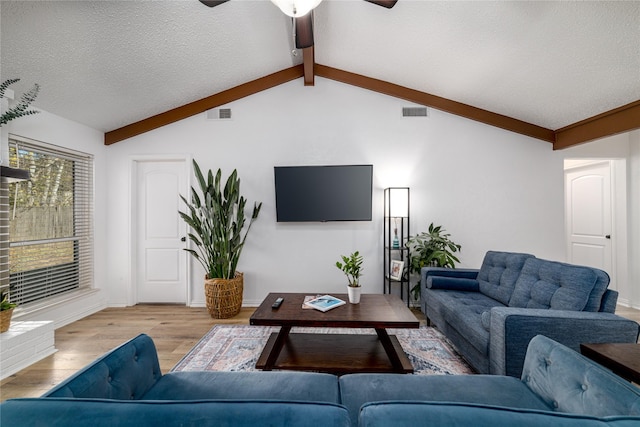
[2,0,639,133]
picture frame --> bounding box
[389,260,404,281]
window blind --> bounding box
[7,136,94,307]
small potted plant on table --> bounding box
[336,251,363,304]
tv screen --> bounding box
[274,165,373,222]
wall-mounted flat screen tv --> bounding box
[274,164,373,222]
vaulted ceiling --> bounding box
[2,1,639,147]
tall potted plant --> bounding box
[406,223,461,301]
[336,251,363,304]
[179,160,262,318]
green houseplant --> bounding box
[179,160,262,318]
[406,223,462,300]
[0,292,17,333]
[0,78,40,126]
[336,251,363,303]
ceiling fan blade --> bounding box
[198,0,229,7]
[364,0,398,8]
[295,12,314,49]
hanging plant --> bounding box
[0,79,40,126]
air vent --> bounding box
[402,107,428,117]
[207,108,232,120]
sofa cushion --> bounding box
[0,398,351,427]
[426,289,501,355]
[481,310,491,331]
[509,258,598,311]
[522,335,640,417]
[427,276,480,292]
[340,374,552,427]
[583,267,610,312]
[477,251,535,305]
[358,401,640,427]
[43,334,162,399]
[143,371,340,403]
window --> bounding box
[7,136,94,306]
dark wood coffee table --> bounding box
[580,342,640,384]
[249,292,419,374]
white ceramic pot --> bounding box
[347,286,361,304]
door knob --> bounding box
[181,236,186,242]
[605,235,611,239]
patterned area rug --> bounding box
[172,325,474,375]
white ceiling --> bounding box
[2,0,639,134]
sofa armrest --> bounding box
[488,308,640,377]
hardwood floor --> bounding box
[0,305,255,401]
[0,304,637,402]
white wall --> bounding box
[630,131,640,309]
[5,110,109,327]
[105,77,566,307]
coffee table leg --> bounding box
[263,326,292,370]
[375,328,404,372]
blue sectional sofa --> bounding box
[2,333,640,426]
[421,251,640,377]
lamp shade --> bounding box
[385,187,409,217]
[270,0,322,17]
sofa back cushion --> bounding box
[43,334,162,400]
[521,335,640,417]
[477,251,535,305]
[508,258,598,311]
[584,268,611,312]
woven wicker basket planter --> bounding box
[204,272,243,319]
[0,307,15,333]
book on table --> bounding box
[303,295,346,312]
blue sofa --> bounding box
[1,333,349,427]
[421,251,640,377]
[2,334,639,426]
[2,334,640,426]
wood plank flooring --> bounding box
[1,304,638,402]
[0,305,255,401]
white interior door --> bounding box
[565,161,614,288]
[135,159,188,303]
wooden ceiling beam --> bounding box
[104,63,637,148]
[315,64,556,144]
[104,65,304,145]
[303,46,315,86]
[553,100,640,150]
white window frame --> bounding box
[6,135,94,308]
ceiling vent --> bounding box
[207,108,232,120]
[402,107,428,117]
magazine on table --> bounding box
[303,294,346,312]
